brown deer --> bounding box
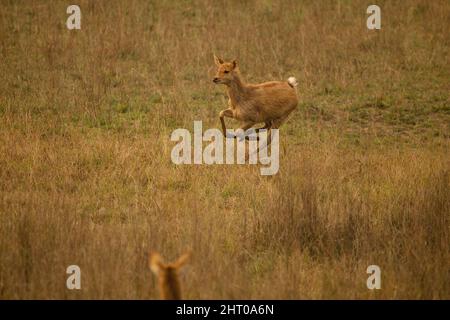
[149,251,190,300]
[212,55,299,139]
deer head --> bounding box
[212,54,239,85]
[149,251,190,300]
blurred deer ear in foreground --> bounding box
[149,251,191,300]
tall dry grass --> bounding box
[0,0,449,299]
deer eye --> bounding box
[224,70,229,74]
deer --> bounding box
[212,55,299,142]
[149,251,190,300]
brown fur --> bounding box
[213,55,299,136]
[149,251,190,300]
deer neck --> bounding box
[227,73,246,107]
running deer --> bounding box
[149,251,190,300]
[212,55,299,139]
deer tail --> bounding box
[287,77,298,88]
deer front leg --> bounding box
[219,108,234,138]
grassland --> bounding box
[0,0,449,299]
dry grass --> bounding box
[0,0,449,299]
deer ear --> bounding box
[173,251,191,269]
[149,252,164,275]
[232,59,237,69]
[214,54,224,66]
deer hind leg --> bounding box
[271,113,290,129]
[245,122,276,160]
[219,108,234,138]
[255,121,272,132]
[239,121,271,141]
[237,122,259,161]
[224,121,258,141]
[239,121,259,141]
[264,114,290,147]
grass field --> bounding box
[0,0,449,299]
